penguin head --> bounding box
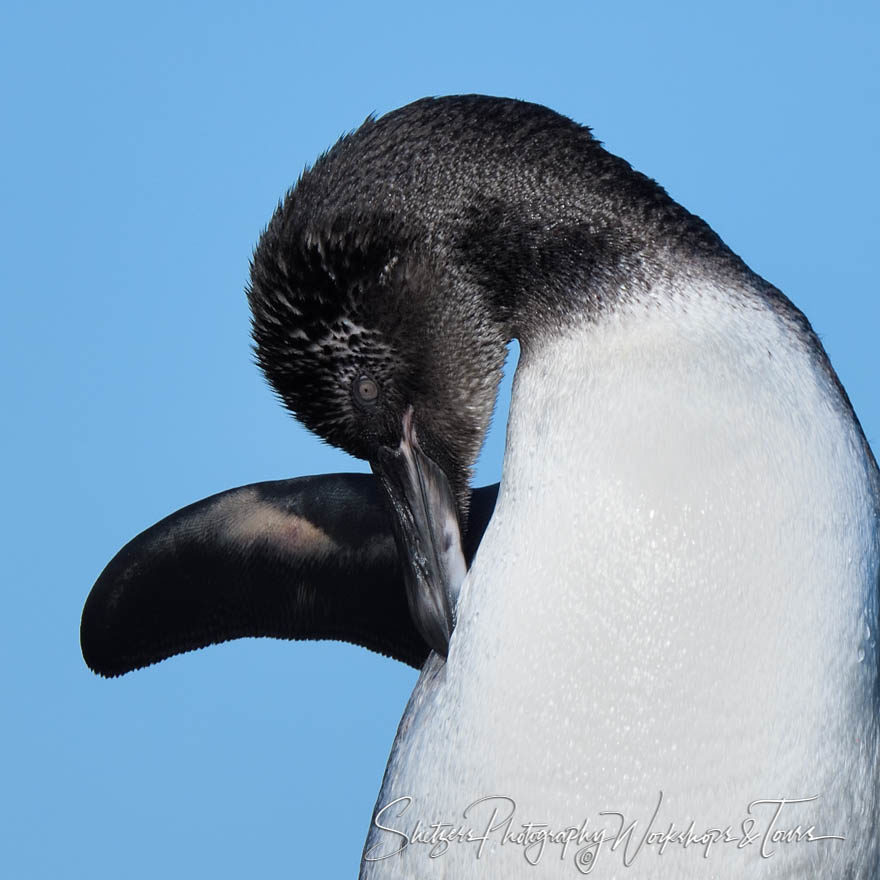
[247,95,628,494]
[248,208,506,522]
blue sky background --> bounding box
[2,1,877,877]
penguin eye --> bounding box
[353,374,379,406]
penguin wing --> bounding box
[81,473,498,676]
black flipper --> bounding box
[81,474,499,677]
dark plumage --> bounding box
[82,475,498,676]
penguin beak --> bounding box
[371,408,467,661]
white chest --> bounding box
[361,288,879,878]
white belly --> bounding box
[361,287,880,878]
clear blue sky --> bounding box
[2,2,877,877]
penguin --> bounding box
[83,95,879,877]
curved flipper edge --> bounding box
[81,474,498,676]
